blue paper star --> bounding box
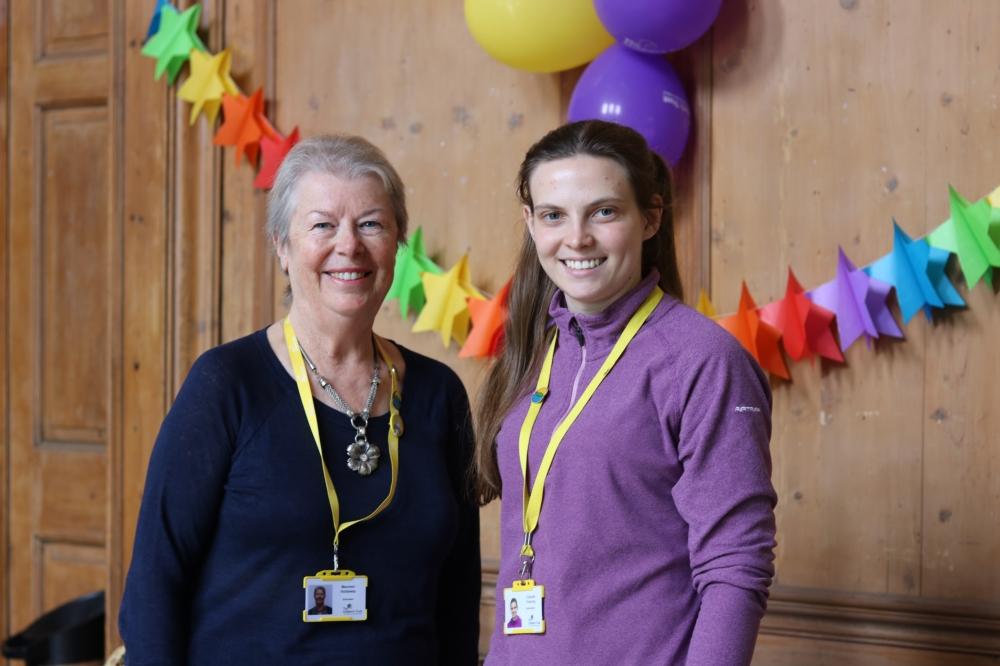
[866,220,964,323]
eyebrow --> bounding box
[306,207,385,218]
[533,196,626,210]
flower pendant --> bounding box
[347,439,380,476]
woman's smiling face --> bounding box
[524,154,660,314]
[277,170,398,323]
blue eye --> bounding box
[359,220,384,235]
[541,211,561,222]
[595,207,615,218]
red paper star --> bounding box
[459,279,511,359]
[213,89,276,166]
[759,268,843,363]
[254,126,301,190]
[717,282,790,380]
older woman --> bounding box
[120,135,481,664]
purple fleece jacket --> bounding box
[485,271,777,665]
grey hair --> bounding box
[266,134,409,248]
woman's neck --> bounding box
[287,305,375,370]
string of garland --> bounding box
[142,1,1000,377]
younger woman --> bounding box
[477,120,777,665]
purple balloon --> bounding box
[595,0,723,54]
[568,44,691,166]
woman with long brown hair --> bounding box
[477,120,776,665]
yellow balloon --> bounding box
[464,0,614,73]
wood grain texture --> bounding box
[113,0,171,647]
[0,0,8,645]
[708,0,1000,660]
[220,0,276,343]
[7,0,111,633]
[171,0,224,391]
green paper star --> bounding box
[387,227,443,317]
[926,185,1000,290]
[141,4,207,85]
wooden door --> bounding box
[6,0,114,635]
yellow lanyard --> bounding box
[517,287,663,567]
[283,318,403,570]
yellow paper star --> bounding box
[178,48,240,125]
[412,254,484,347]
[695,289,717,318]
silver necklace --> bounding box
[298,342,382,476]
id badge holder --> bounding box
[502,579,545,635]
[302,570,368,622]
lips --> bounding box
[561,257,606,270]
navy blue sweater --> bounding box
[120,329,481,665]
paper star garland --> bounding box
[412,254,484,347]
[144,0,173,42]
[926,186,1000,290]
[759,269,843,363]
[213,89,276,166]
[809,248,902,352]
[695,289,717,318]
[386,227,443,317]
[140,4,207,85]
[865,221,964,323]
[717,283,790,379]
[254,127,300,190]
[460,278,512,358]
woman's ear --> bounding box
[273,236,289,274]
[643,194,664,241]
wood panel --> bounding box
[754,633,1000,666]
[710,0,1000,660]
[41,106,110,445]
[171,0,223,391]
[0,0,9,647]
[918,1,1000,605]
[109,0,172,648]
[39,541,105,613]
[37,0,108,60]
[220,0,275,342]
[7,0,112,635]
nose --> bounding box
[334,223,362,256]
[564,218,593,249]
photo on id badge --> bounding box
[302,574,367,622]
[503,586,544,634]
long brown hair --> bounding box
[474,120,683,505]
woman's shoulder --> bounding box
[393,343,466,391]
[649,299,754,359]
[642,299,766,387]
[181,328,281,397]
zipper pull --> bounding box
[569,318,585,346]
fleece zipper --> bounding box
[556,318,588,426]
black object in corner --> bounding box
[2,590,104,666]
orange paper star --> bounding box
[759,269,844,363]
[254,127,300,190]
[459,278,511,358]
[717,282,790,379]
[213,89,276,166]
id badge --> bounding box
[302,570,368,622]
[503,579,545,634]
